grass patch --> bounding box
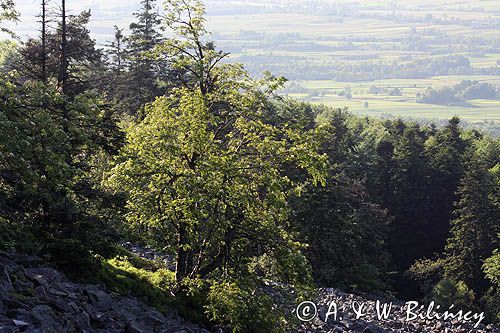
[95,252,176,311]
[94,248,211,326]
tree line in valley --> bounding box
[416,80,499,105]
[0,0,499,331]
[237,53,486,82]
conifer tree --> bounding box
[387,123,430,269]
[124,0,166,115]
[445,139,500,293]
[19,9,104,95]
[0,0,18,35]
[40,0,49,83]
[104,25,129,108]
[426,117,467,220]
[57,0,68,93]
[107,26,126,74]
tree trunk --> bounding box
[41,0,47,83]
[57,0,73,226]
[57,0,68,94]
[175,223,190,281]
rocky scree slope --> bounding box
[295,289,499,333]
[0,251,208,333]
[1,247,499,333]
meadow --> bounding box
[293,76,500,122]
[204,0,500,128]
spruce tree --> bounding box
[289,109,389,290]
[107,25,126,74]
[416,117,469,272]
[124,0,166,115]
[445,139,500,293]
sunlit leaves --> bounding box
[108,80,326,284]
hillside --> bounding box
[1,250,498,332]
[0,251,207,333]
[1,0,499,332]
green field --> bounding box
[289,76,500,122]
[205,0,500,127]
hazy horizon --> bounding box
[3,0,500,132]
[8,0,500,44]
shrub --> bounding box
[96,255,175,311]
[0,217,16,252]
[432,278,475,310]
[206,280,285,333]
[484,250,500,288]
[483,249,500,325]
[481,287,500,325]
[408,258,445,297]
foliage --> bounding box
[106,26,126,73]
[109,0,326,287]
[483,248,500,324]
[290,110,390,290]
[481,287,500,325]
[416,80,498,105]
[416,86,463,105]
[0,216,16,251]
[106,1,328,329]
[0,40,16,71]
[432,278,476,310]
[0,0,19,35]
[120,0,169,116]
[206,280,285,333]
[97,255,176,310]
[2,0,500,330]
[108,83,326,282]
[127,0,163,61]
[407,258,445,297]
[444,138,500,293]
[484,248,500,288]
[0,74,121,277]
[18,10,105,95]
